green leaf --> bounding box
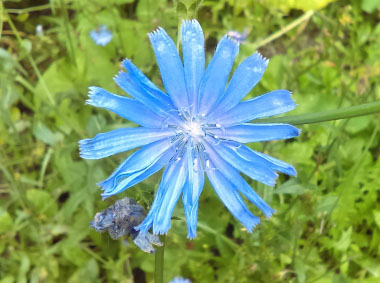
[362,0,380,13]
[373,210,380,228]
[33,122,62,146]
[275,180,307,195]
[345,116,371,134]
[295,258,307,283]
[176,2,188,19]
[26,189,58,216]
[63,245,90,267]
[335,227,352,252]
[0,211,13,234]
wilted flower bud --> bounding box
[90,197,162,253]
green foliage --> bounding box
[1,0,380,282]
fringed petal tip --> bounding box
[121,58,132,70]
[253,51,269,66]
[148,27,166,39]
[100,192,113,201]
[222,34,241,47]
[260,205,276,219]
[98,179,118,200]
[113,71,124,84]
[291,126,301,138]
[86,86,101,106]
[278,90,298,111]
[99,182,126,200]
[267,175,278,187]
[187,228,197,240]
[283,165,297,177]
[153,227,170,236]
[181,19,202,31]
[184,212,198,239]
[78,141,101,160]
[78,139,92,159]
[244,216,261,233]
[225,34,241,45]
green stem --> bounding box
[6,3,51,14]
[154,235,166,283]
[59,0,77,66]
[0,1,3,39]
[5,12,56,106]
[257,101,380,125]
[251,10,314,49]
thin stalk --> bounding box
[38,147,54,187]
[0,1,3,38]
[59,0,77,66]
[6,4,51,14]
[5,12,56,106]
[154,235,166,283]
[257,101,380,125]
[252,10,314,49]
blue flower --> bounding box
[80,19,299,239]
[169,277,191,283]
[227,28,249,43]
[90,25,113,46]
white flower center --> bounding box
[184,121,204,139]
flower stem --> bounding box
[154,235,166,283]
[251,10,314,49]
[257,101,380,125]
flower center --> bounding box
[184,121,204,139]
[166,111,224,164]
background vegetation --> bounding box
[1,0,380,282]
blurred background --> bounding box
[1,0,380,282]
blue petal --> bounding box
[149,27,189,110]
[79,127,174,160]
[182,146,204,239]
[86,87,166,128]
[121,59,174,109]
[198,36,239,115]
[230,143,297,176]
[212,52,268,114]
[153,157,188,235]
[137,157,188,234]
[133,231,162,254]
[114,72,173,117]
[206,145,275,218]
[181,20,205,115]
[213,90,296,126]
[206,161,260,232]
[209,123,300,143]
[101,148,175,198]
[206,138,278,186]
[98,138,174,197]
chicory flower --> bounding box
[80,20,299,239]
